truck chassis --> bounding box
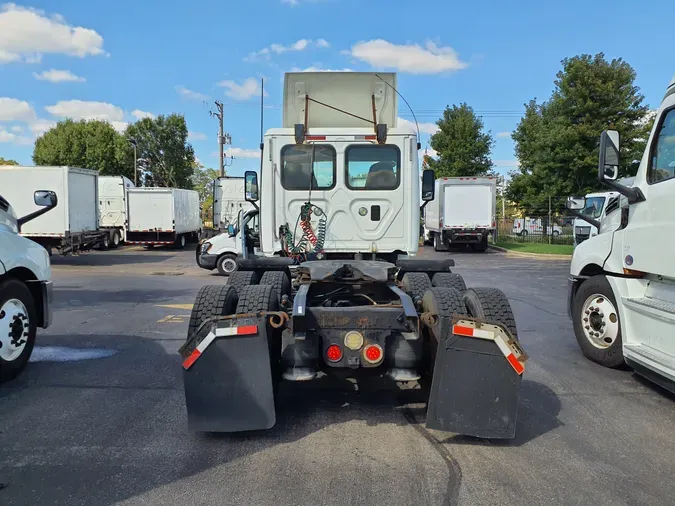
[180,257,527,439]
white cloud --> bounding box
[350,39,467,74]
[29,118,56,137]
[497,131,512,138]
[225,147,261,159]
[175,85,209,101]
[33,68,85,83]
[291,66,353,73]
[218,78,267,101]
[398,117,439,135]
[493,159,520,168]
[0,4,106,64]
[131,109,155,120]
[0,128,32,145]
[0,97,37,121]
[244,39,329,62]
[189,131,207,141]
[11,125,22,133]
[45,100,128,132]
[281,0,299,4]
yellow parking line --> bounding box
[157,314,191,323]
[155,303,194,310]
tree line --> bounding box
[422,52,654,213]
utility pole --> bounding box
[548,195,552,245]
[127,138,138,186]
[210,101,231,178]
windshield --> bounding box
[345,145,400,190]
[581,196,605,218]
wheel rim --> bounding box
[0,298,30,362]
[580,293,620,349]
[220,257,237,274]
[181,236,186,247]
[113,233,120,246]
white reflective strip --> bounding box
[494,334,512,358]
[195,331,217,353]
[472,328,495,339]
[214,327,238,337]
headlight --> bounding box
[200,242,211,254]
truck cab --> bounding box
[251,72,421,262]
[0,190,57,382]
[567,75,675,390]
[197,208,259,275]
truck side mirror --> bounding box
[227,224,235,236]
[421,169,435,201]
[598,130,620,182]
[244,170,259,202]
[34,190,57,208]
[566,196,586,211]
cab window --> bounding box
[345,145,400,190]
[280,144,336,191]
[649,108,675,184]
[581,197,605,219]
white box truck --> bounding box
[125,187,201,248]
[213,176,253,230]
[424,177,497,252]
[98,175,135,248]
[566,74,675,392]
[0,166,106,255]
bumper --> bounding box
[567,277,576,320]
[195,243,218,270]
[40,280,53,329]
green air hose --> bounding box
[283,202,327,257]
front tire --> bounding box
[572,275,623,368]
[0,280,38,383]
[216,254,238,276]
[100,234,110,251]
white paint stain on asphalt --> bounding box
[29,346,117,363]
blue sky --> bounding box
[1,0,674,179]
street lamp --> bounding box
[127,138,138,186]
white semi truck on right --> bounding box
[567,75,675,391]
[424,176,497,252]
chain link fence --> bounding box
[495,197,575,245]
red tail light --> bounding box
[363,344,383,364]
[326,345,342,362]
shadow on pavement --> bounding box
[51,251,174,267]
[52,287,196,307]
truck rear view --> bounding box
[126,188,201,248]
[424,177,497,252]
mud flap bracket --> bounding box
[180,315,276,433]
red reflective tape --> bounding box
[182,349,201,370]
[236,325,258,335]
[452,325,474,337]
[506,353,524,375]
[306,135,326,140]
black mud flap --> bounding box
[426,317,525,439]
[180,316,276,432]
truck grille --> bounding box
[575,226,591,235]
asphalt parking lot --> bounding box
[2,246,675,505]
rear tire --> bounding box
[187,285,238,341]
[259,271,291,306]
[227,271,260,295]
[433,233,448,252]
[462,287,518,340]
[421,287,465,380]
[175,234,187,249]
[100,234,110,251]
[216,254,238,276]
[0,280,38,383]
[472,236,488,252]
[401,272,432,300]
[111,230,121,249]
[431,272,467,292]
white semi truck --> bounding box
[0,166,107,255]
[0,189,57,382]
[125,187,201,248]
[212,176,253,230]
[180,72,529,440]
[98,175,135,247]
[567,75,675,391]
[424,177,497,252]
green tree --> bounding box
[0,157,19,165]
[125,114,195,188]
[191,164,219,222]
[427,103,495,178]
[32,119,134,178]
[507,53,653,211]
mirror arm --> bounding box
[17,203,57,231]
[420,201,429,211]
[602,179,645,204]
[567,208,600,230]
